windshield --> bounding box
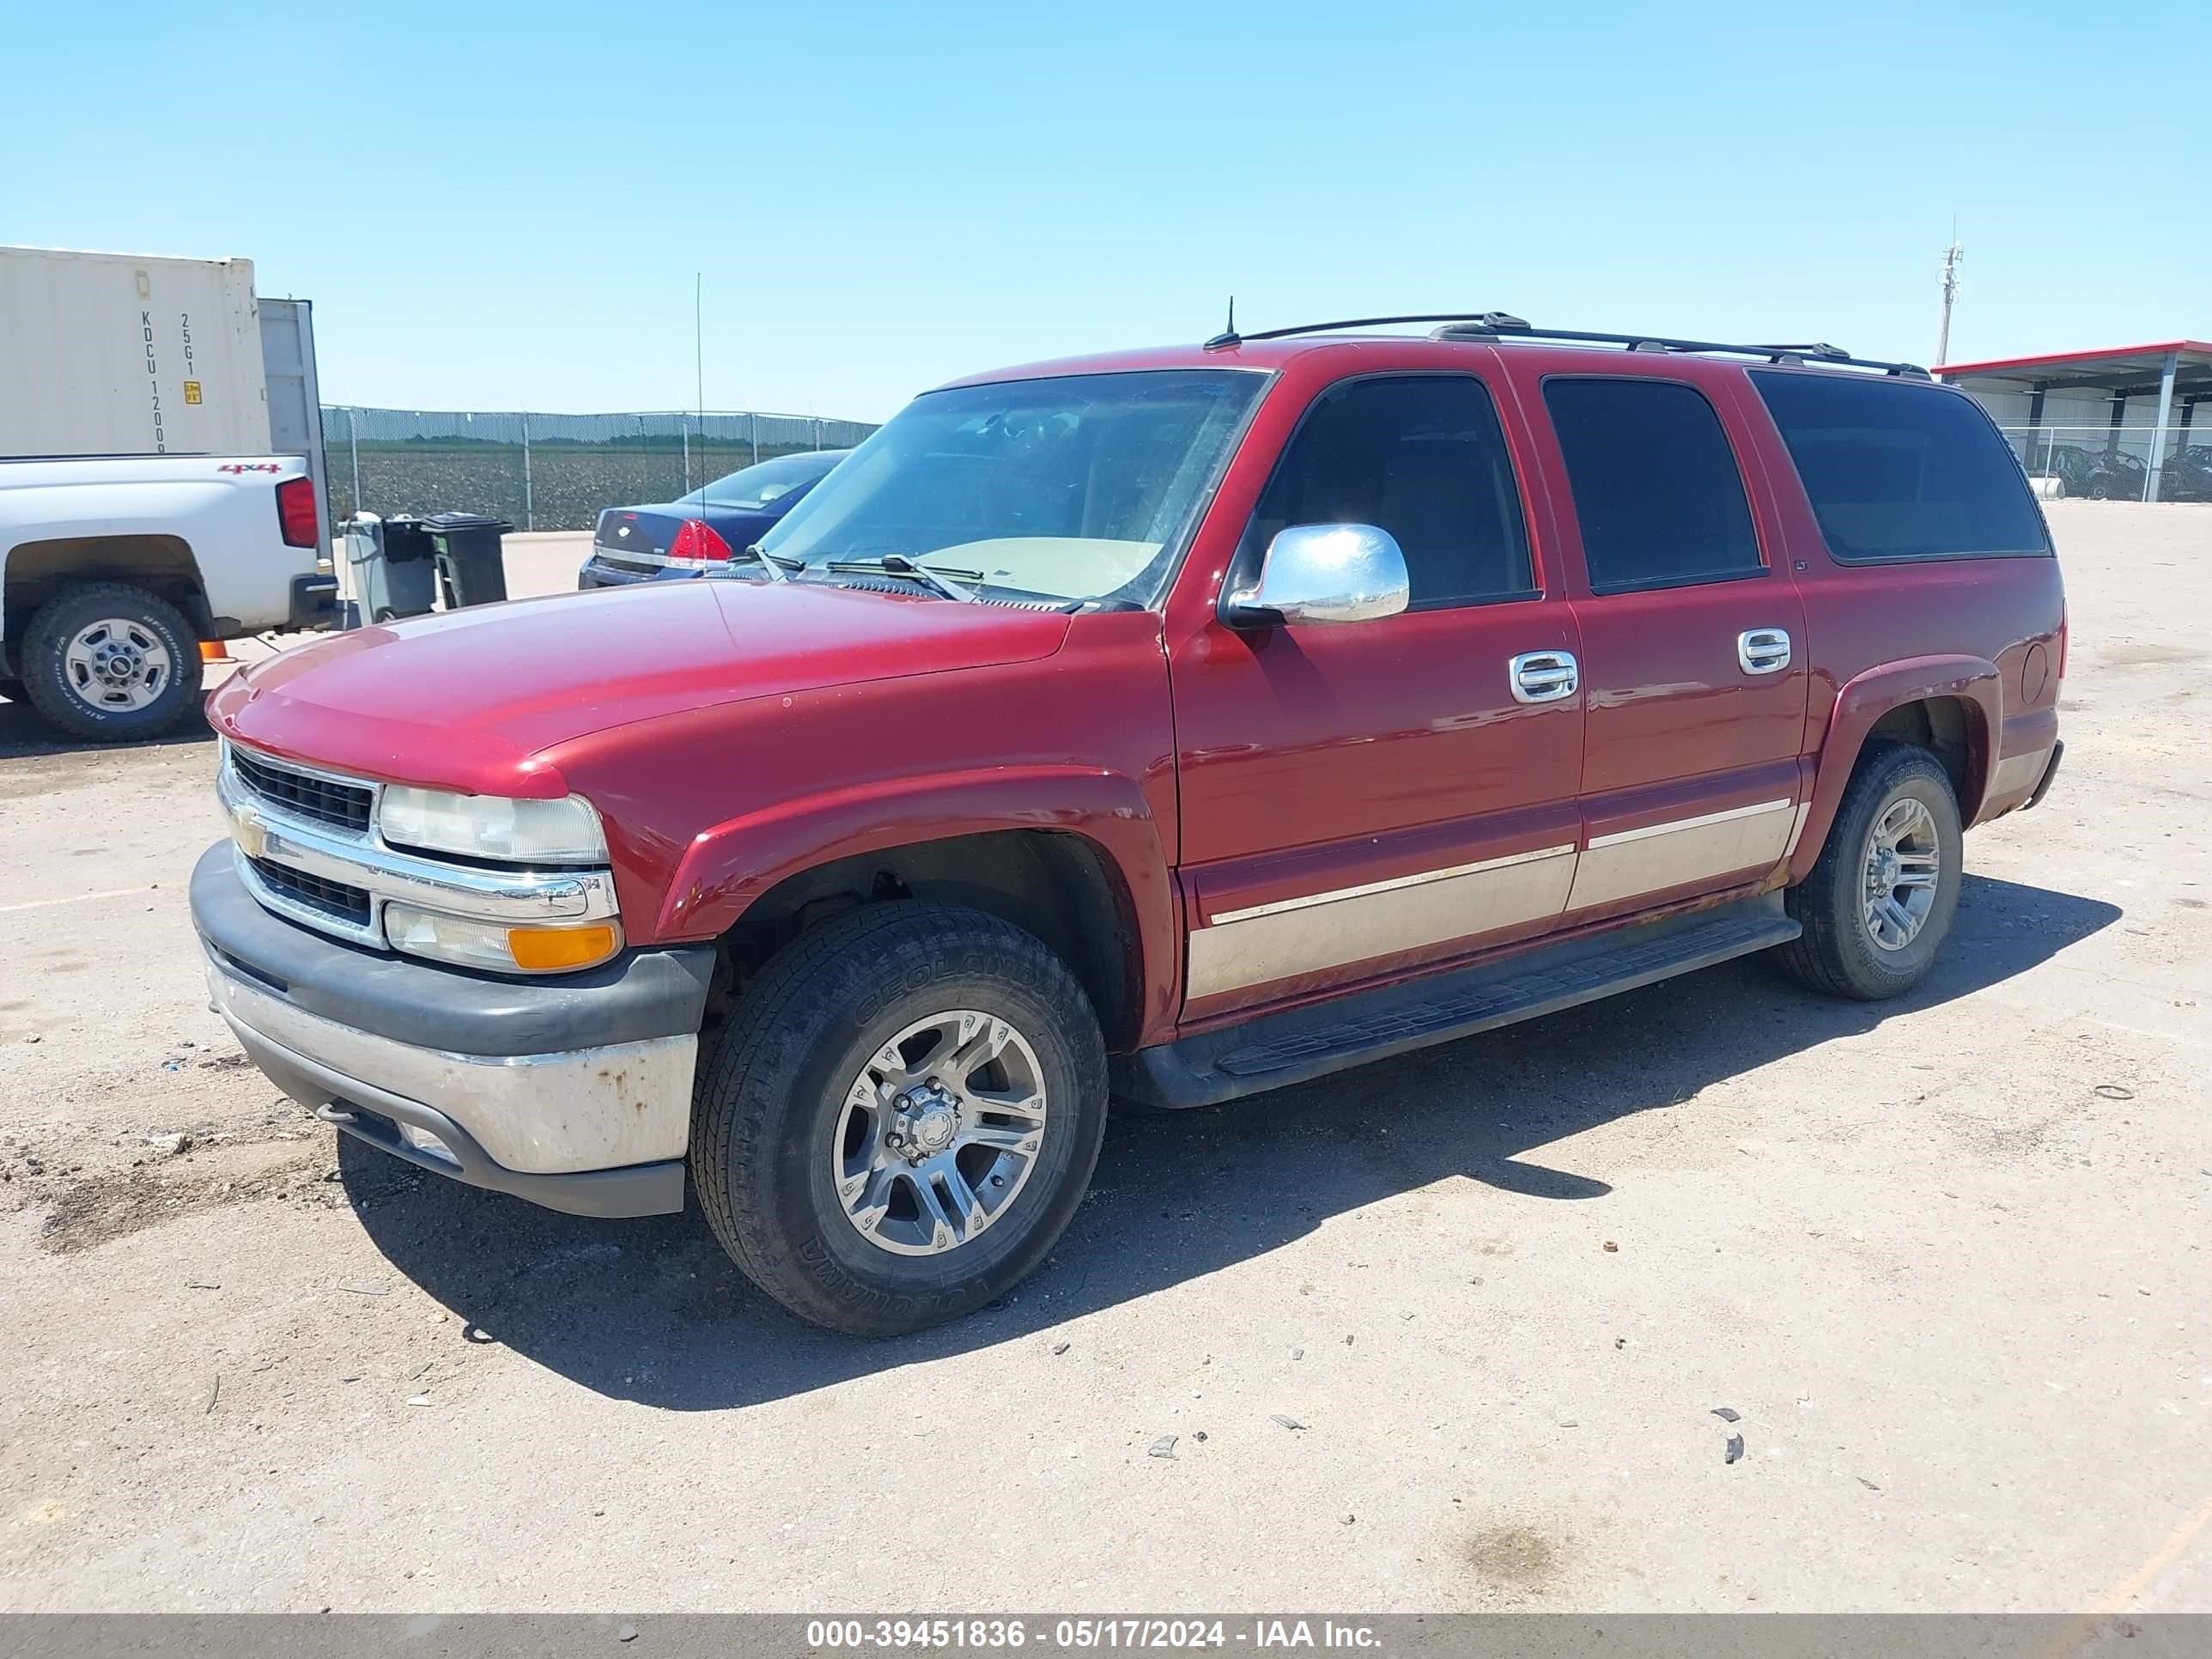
[755,369,1266,605]
[681,450,843,510]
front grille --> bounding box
[248,856,372,927]
[231,747,374,832]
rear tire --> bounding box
[1773,743,1962,1000]
[691,902,1109,1335]
[20,582,203,742]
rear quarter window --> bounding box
[1749,371,2051,562]
[1541,377,1765,595]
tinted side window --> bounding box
[1750,371,2051,562]
[1542,378,1764,595]
[1249,375,1534,609]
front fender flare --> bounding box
[658,765,1182,1043]
[1790,654,2002,882]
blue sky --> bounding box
[5,1,2201,422]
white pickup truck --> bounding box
[0,246,339,739]
[0,453,338,738]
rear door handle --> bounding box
[1510,649,1579,704]
[1737,628,1792,675]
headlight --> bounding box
[385,902,623,975]
[379,786,608,864]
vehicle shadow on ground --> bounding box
[344,872,2118,1409]
[0,694,216,760]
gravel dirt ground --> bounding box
[0,505,2206,1613]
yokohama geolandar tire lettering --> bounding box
[1773,741,1964,1000]
[690,901,1109,1336]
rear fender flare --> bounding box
[1790,655,2002,882]
[659,765,1182,1043]
[2,529,210,641]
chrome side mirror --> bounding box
[1223,524,1410,628]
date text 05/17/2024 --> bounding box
[802,1619,1384,1650]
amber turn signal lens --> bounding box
[506,922,620,972]
[200,641,233,663]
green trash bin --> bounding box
[423,511,514,608]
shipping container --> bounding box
[0,245,274,459]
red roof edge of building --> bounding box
[1934,342,2212,378]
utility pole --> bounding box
[1936,235,1963,368]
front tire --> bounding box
[21,582,203,742]
[1774,743,1963,1000]
[692,902,1109,1335]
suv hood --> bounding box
[209,580,1071,796]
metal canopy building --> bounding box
[1936,341,2212,501]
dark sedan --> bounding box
[578,449,848,587]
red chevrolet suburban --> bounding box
[194,315,2065,1334]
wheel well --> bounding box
[718,830,1144,1050]
[3,536,214,653]
[1865,696,1982,817]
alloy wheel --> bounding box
[1862,796,1942,951]
[830,1009,1049,1256]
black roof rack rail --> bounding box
[1201,313,1929,379]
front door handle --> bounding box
[1737,628,1792,675]
[1510,649,1579,704]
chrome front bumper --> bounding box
[210,965,695,1169]
[191,843,713,1218]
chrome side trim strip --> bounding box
[1570,798,1797,912]
[1587,798,1796,849]
[1209,842,1578,927]
[1781,799,1814,861]
[1188,846,1578,1000]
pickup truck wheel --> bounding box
[692,901,1109,1335]
[1775,742,1962,1000]
[21,583,204,742]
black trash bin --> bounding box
[422,511,514,608]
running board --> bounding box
[1115,893,1799,1109]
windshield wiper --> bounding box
[705,544,801,583]
[823,553,981,603]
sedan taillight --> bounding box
[667,519,733,568]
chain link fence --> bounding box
[322,407,880,531]
[1995,423,2212,502]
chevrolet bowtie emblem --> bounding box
[230,804,269,860]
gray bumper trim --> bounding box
[209,960,696,1172]
[227,1012,684,1218]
